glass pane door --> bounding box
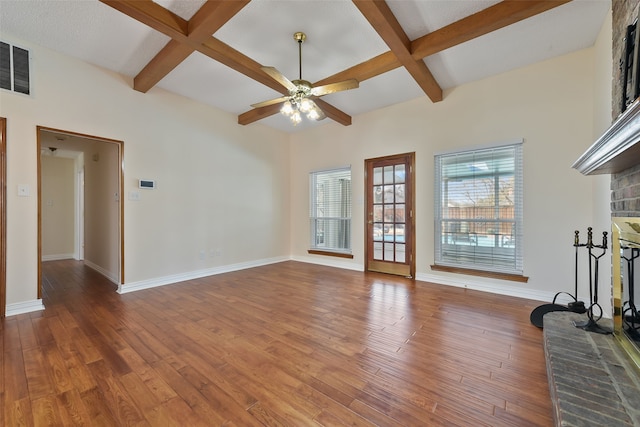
[366,153,414,277]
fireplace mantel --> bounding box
[573,98,640,175]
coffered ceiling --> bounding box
[0,0,610,133]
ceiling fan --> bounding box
[252,32,359,125]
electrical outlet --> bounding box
[199,250,205,260]
[17,184,30,197]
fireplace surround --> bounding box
[573,95,640,370]
[612,216,640,369]
[566,89,640,427]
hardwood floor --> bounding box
[2,260,553,426]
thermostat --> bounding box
[139,179,156,189]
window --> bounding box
[310,167,351,254]
[434,142,523,274]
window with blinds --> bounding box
[0,41,30,95]
[310,167,352,253]
[434,142,523,274]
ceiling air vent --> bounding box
[0,41,30,95]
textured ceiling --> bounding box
[0,0,611,133]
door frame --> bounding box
[0,118,6,317]
[364,152,416,278]
[37,126,125,298]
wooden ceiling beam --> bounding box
[100,0,188,41]
[133,41,193,93]
[411,0,572,60]
[199,38,286,94]
[104,0,250,92]
[353,0,443,102]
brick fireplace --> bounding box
[541,2,640,425]
[566,87,640,427]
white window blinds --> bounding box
[310,167,352,253]
[434,143,523,274]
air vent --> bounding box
[0,41,30,95]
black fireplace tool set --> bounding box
[530,227,611,334]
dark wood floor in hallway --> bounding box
[2,260,553,426]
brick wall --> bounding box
[612,164,640,216]
[612,0,640,217]
[613,0,639,119]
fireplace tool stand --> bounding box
[574,227,611,334]
[622,247,640,339]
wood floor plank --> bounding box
[31,394,64,426]
[1,260,554,426]
[7,397,35,427]
[86,359,149,426]
[22,347,55,400]
[56,389,93,426]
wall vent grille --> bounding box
[0,41,30,95]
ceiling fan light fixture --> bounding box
[281,100,294,116]
[299,97,313,113]
[291,110,302,125]
[307,108,320,121]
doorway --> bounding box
[37,127,124,298]
[365,152,415,278]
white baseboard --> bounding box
[6,299,45,317]
[119,256,289,294]
[84,260,119,285]
[289,255,364,272]
[42,253,74,261]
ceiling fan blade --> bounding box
[250,96,289,109]
[310,79,359,97]
[261,66,297,92]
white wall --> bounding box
[0,35,290,309]
[290,47,600,303]
[41,155,75,259]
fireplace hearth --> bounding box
[544,311,640,426]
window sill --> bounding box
[308,249,354,259]
[430,264,528,283]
